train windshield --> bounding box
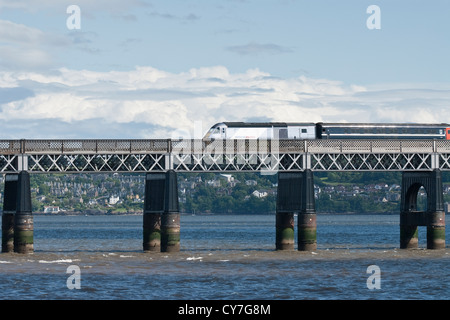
[203,126,221,140]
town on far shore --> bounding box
[0,172,449,215]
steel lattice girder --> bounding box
[0,152,447,173]
[172,153,290,172]
[0,138,450,173]
[0,155,18,172]
[439,153,450,169]
[310,153,433,171]
[27,154,166,173]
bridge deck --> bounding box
[0,139,449,173]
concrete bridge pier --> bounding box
[276,170,317,251]
[161,170,180,252]
[14,171,34,254]
[1,172,33,254]
[400,170,445,249]
[275,212,294,250]
[143,170,180,252]
[143,173,164,251]
[426,211,446,249]
[2,174,18,253]
[297,170,317,251]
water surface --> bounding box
[0,214,448,300]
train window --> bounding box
[279,129,288,139]
[301,129,307,133]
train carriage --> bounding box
[316,123,450,140]
[204,122,450,141]
[204,122,316,140]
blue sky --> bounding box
[0,0,449,138]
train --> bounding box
[203,122,450,140]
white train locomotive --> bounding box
[204,122,450,140]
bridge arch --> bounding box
[400,170,445,249]
[404,183,428,212]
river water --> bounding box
[0,214,448,300]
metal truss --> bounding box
[439,154,450,170]
[172,153,304,172]
[0,139,449,173]
[310,153,434,171]
[27,154,166,173]
[0,155,18,172]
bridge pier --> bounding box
[276,170,317,251]
[143,173,164,252]
[275,212,294,250]
[143,170,180,252]
[400,170,445,249]
[161,170,180,252]
[2,174,18,253]
[1,172,33,254]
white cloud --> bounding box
[0,19,68,46]
[0,46,53,70]
[0,19,69,70]
[0,65,449,139]
[226,42,294,56]
[0,20,44,44]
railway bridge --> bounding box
[1,138,449,253]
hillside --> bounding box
[1,171,448,214]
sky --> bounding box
[0,0,449,139]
